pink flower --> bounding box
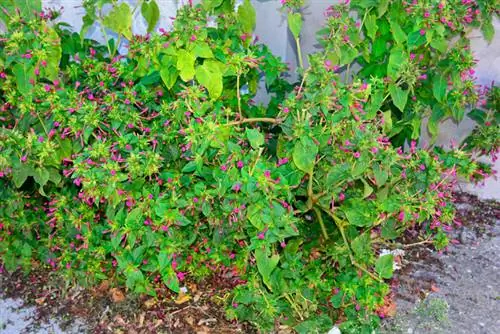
[258,232,265,240]
[232,183,241,192]
[419,164,426,171]
[353,152,361,158]
[398,211,405,222]
[176,271,186,281]
[264,170,271,178]
[277,157,289,167]
[220,164,227,172]
[38,136,44,143]
[237,160,244,169]
[338,193,345,201]
[161,225,169,232]
[419,29,426,36]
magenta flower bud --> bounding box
[237,160,244,169]
[258,232,265,240]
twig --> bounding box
[225,118,281,126]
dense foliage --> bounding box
[0,0,498,332]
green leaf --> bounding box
[177,50,196,82]
[293,137,318,174]
[481,20,494,43]
[160,67,178,89]
[237,0,256,33]
[255,247,279,291]
[373,163,388,187]
[387,47,407,79]
[288,12,303,40]
[245,128,265,149]
[365,13,378,40]
[377,0,389,17]
[44,27,62,82]
[81,11,96,40]
[408,30,426,49]
[432,74,447,102]
[12,165,32,188]
[103,3,132,40]
[389,20,407,45]
[430,37,448,53]
[195,60,223,99]
[428,105,444,142]
[192,42,214,59]
[342,200,376,227]
[389,84,409,112]
[467,108,487,124]
[12,63,34,95]
[33,168,50,188]
[375,254,394,279]
[361,178,373,198]
[352,233,371,262]
[382,110,392,133]
[141,0,160,33]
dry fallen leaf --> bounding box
[144,298,156,308]
[175,291,191,304]
[109,288,126,303]
[35,297,46,305]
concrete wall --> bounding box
[41,0,499,199]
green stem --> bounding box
[295,37,304,69]
[318,205,383,282]
[313,207,329,240]
[236,74,242,119]
[225,117,280,126]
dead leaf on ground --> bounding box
[35,297,46,305]
[175,291,191,304]
[144,298,156,308]
[109,288,126,303]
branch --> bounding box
[225,118,281,126]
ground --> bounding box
[1,192,499,334]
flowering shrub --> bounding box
[0,0,498,333]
